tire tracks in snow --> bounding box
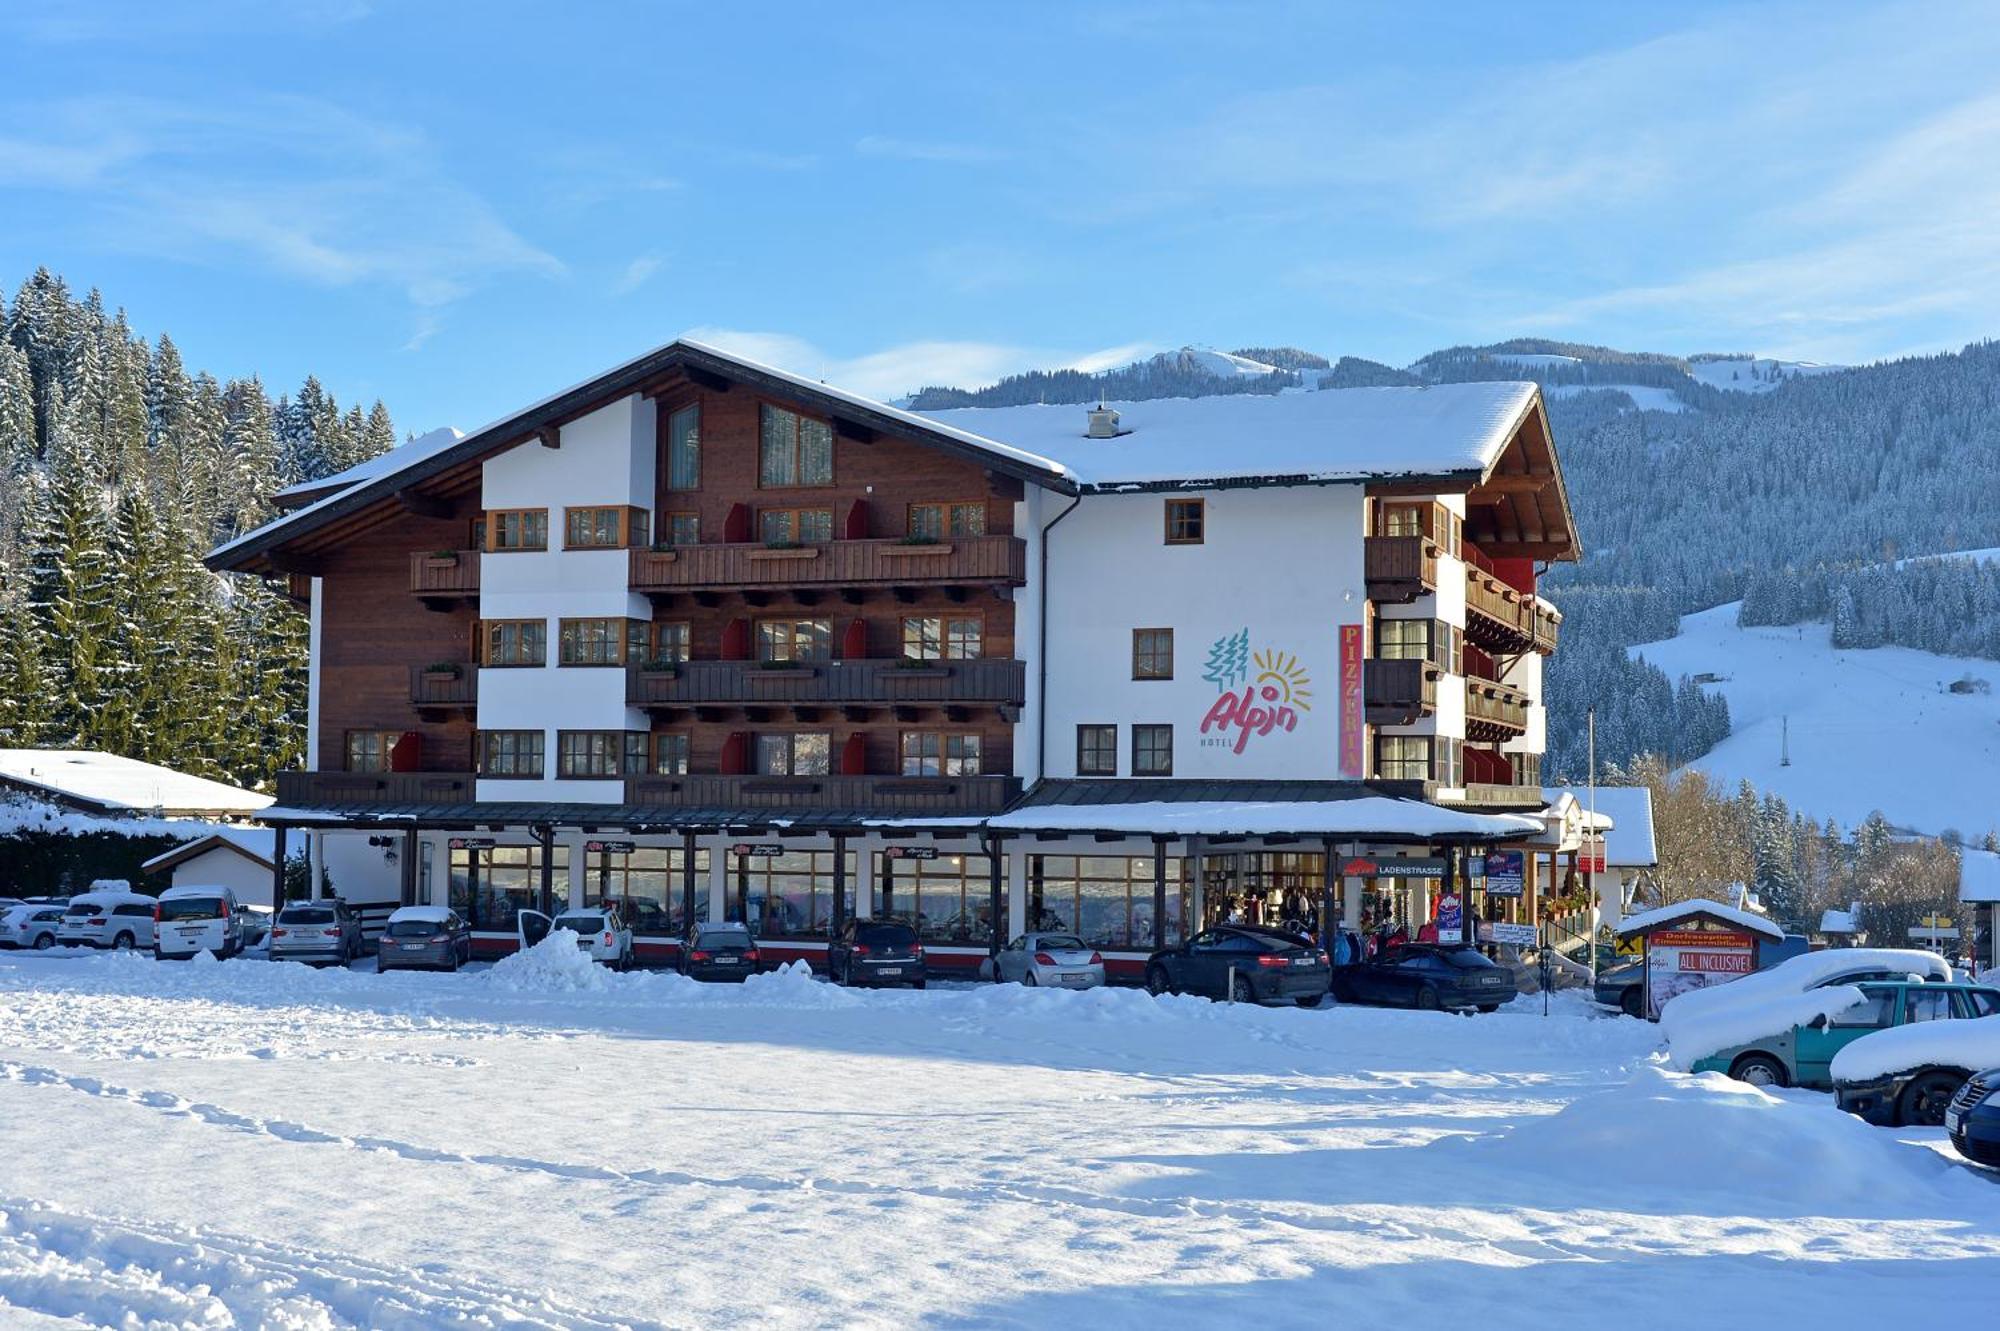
[0,1195,661,1330]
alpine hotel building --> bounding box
[209,340,1598,975]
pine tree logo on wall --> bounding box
[1202,628,1250,692]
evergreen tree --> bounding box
[22,382,119,744]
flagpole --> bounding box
[1588,705,1600,989]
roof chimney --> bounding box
[1085,402,1121,439]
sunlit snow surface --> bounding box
[1,944,1995,1329]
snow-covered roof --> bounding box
[1616,897,1784,942]
[140,827,277,875]
[0,750,271,818]
[1543,786,1656,867]
[1830,1013,2000,1083]
[984,796,1542,840]
[272,427,465,505]
[1819,907,1861,934]
[921,381,1540,490]
[1963,848,2000,903]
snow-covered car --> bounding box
[1662,946,1952,1076]
[269,899,362,965]
[534,907,634,970]
[679,921,759,982]
[1684,977,1995,1090]
[1,902,64,949]
[55,888,158,950]
[152,884,245,960]
[985,931,1105,989]
[375,906,472,972]
[1831,1009,2000,1127]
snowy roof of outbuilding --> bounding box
[921,381,1541,491]
[0,750,271,818]
[1962,848,2000,903]
[1819,906,1861,934]
[1543,786,1656,867]
[1615,897,1784,942]
[140,826,277,875]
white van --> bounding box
[153,884,245,960]
[56,887,159,950]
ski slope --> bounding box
[1634,604,2000,837]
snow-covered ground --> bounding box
[2,945,1996,1329]
[1635,603,2000,837]
[1544,382,1691,412]
[1688,356,1846,393]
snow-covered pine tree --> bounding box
[22,382,120,745]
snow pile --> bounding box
[735,959,861,1009]
[1660,947,1950,1068]
[1830,1014,2000,1082]
[481,930,608,993]
[1439,1066,1961,1211]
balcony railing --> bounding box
[1465,678,1531,737]
[409,550,480,599]
[630,536,1027,593]
[276,770,478,807]
[410,664,479,709]
[1363,536,1438,603]
[626,773,1019,815]
[1363,657,1438,726]
[1531,600,1561,653]
[626,659,1025,709]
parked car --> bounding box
[1691,981,2000,1090]
[679,921,760,981]
[827,920,927,988]
[987,932,1105,989]
[1593,958,1646,1017]
[1830,1007,2000,1127]
[152,884,245,960]
[238,903,273,948]
[1145,925,1330,1006]
[375,905,472,972]
[1,902,65,949]
[535,906,635,970]
[269,899,363,966]
[1333,943,1518,1012]
[1947,1068,2000,1166]
[56,888,158,950]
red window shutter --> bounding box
[840,734,867,775]
[842,498,870,540]
[724,502,752,544]
[720,732,748,775]
[390,731,421,773]
[841,617,868,660]
[721,618,750,661]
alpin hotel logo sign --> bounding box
[1198,628,1312,755]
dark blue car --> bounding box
[1948,1069,2000,1166]
[1332,943,1518,1012]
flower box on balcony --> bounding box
[423,552,460,568]
[888,662,950,679]
[880,543,954,558]
[747,546,821,562]
[755,662,814,676]
[420,663,464,682]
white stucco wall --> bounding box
[1042,484,1368,781]
[163,848,271,901]
[475,395,656,803]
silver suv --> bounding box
[269,899,363,966]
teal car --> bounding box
[1692,981,2000,1089]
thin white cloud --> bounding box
[681,327,1154,400]
[613,255,663,296]
[855,135,1010,164]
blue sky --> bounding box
[5,1,2000,433]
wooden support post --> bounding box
[270,824,287,913]
[1320,837,1337,944]
[986,834,1005,968]
[538,824,556,917]
[401,828,418,907]
[1152,837,1168,952]
[1460,843,1477,947]
[681,831,698,936]
[831,833,848,939]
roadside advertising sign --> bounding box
[1435,892,1462,937]
[1342,857,1448,879]
[1483,850,1526,897]
[731,843,786,858]
[884,845,939,860]
[1485,921,1538,948]
[585,840,636,855]
[1645,927,1756,1019]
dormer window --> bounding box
[759,404,834,487]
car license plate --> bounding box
[1062,974,1091,986]
[179,927,204,937]
[401,943,426,950]
[877,966,903,976]
[1947,1108,1962,1133]
[715,956,738,964]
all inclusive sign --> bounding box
[1197,628,1313,755]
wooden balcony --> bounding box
[625,773,1019,815]
[276,770,478,807]
[1464,677,1532,741]
[626,658,1025,711]
[409,551,480,608]
[1531,600,1561,653]
[410,664,478,717]
[1464,567,1537,653]
[1364,536,1439,604]
[1364,657,1438,726]
[630,536,1027,596]
[1453,781,1547,811]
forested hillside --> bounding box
[906,347,1307,409]
[0,268,392,790]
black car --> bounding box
[678,921,760,982]
[1948,1069,2000,1166]
[1333,943,1518,1012]
[1592,958,1646,1018]
[1144,925,1330,1006]
[1837,1064,1978,1128]
[827,920,927,989]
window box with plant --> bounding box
[424,550,460,568]
[420,662,464,682]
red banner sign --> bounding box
[1338,624,1363,778]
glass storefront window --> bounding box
[872,852,1006,945]
[1027,855,1188,950]
[726,850,856,939]
[581,845,710,934]
[448,843,570,932]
